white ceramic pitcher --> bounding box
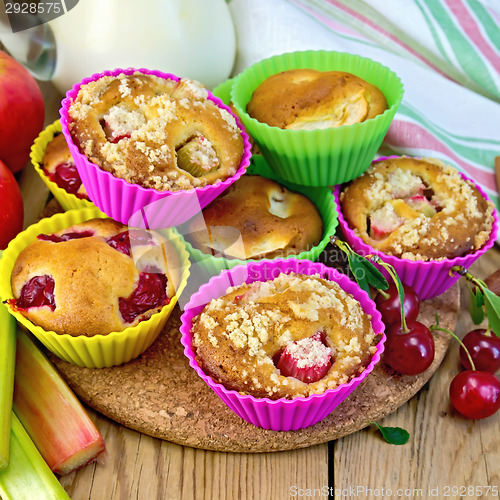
[0,0,236,93]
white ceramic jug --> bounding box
[1,0,236,93]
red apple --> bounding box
[0,50,45,173]
[0,158,24,249]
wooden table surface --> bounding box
[15,81,500,500]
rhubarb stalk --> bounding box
[0,413,70,500]
[0,301,16,470]
[13,329,106,475]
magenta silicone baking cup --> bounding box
[59,67,252,229]
[179,258,385,431]
[334,160,499,300]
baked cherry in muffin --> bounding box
[191,272,379,399]
[340,156,495,261]
[10,218,180,337]
[186,175,324,260]
[42,132,88,199]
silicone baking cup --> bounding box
[230,50,404,187]
[0,207,191,368]
[179,258,385,431]
[30,119,101,212]
[334,163,499,300]
[212,77,235,105]
[181,155,338,281]
[59,67,252,229]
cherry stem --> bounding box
[451,265,488,291]
[369,255,408,333]
[377,288,390,300]
[430,321,476,371]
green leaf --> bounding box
[348,254,371,294]
[482,288,500,336]
[371,422,410,445]
[468,285,485,325]
[347,254,388,293]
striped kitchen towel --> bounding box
[228,0,500,213]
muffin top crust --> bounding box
[68,72,244,191]
[187,175,324,260]
[246,68,388,130]
[191,272,379,399]
[340,156,495,261]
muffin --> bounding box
[180,258,385,430]
[60,68,252,228]
[0,208,190,367]
[67,72,244,191]
[335,156,498,300]
[42,131,88,200]
[230,50,403,186]
[246,68,388,130]
[186,174,324,260]
[340,156,495,261]
[191,271,379,400]
[10,217,181,337]
[31,120,98,212]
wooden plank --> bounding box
[331,255,500,499]
[59,411,329,500]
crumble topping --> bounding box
[68,72,244,191]
[285,335,332,369]
[341,157,495,260]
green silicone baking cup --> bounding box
[230,50,404,187]
[182,155,338,280]
[212,77,235,106]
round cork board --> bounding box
[50,286,457,453]
[38,199,457,452]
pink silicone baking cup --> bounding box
[59,67,252,229]
[179,258,385,431]
[334,158,499,300]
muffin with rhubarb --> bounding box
[60,68,252,227]
[180,258,385,431]
[337,156,498,299]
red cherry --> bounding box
[119,272,169,323]
[449,370,500,419]
[459,329,500,373]
[275,331,333,383]
[375,283,420,326]
[384,320,435,375]
[38,230,94,242]
[45,162,82,195]
[16,275,55,310]
[107,230,155,256]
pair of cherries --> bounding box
[450,328,500,420]
[375,283,434,375]
[375,282,500,420]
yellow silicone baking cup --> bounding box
[30,119,101,212]
[0,207,191,368]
